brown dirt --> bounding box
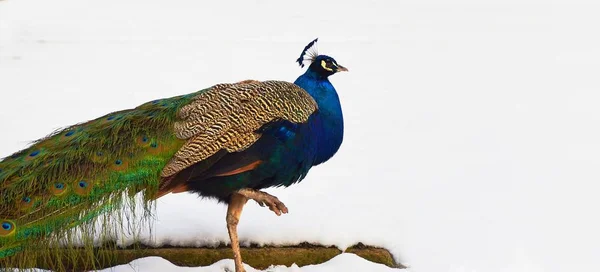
[16,243,405,271]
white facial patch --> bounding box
[321,60,334,72]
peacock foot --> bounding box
[237,188,288,216]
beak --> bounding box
[336,65,349,72]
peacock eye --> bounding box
[2,222,11,230]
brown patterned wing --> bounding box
[160,80,318,178]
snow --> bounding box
[1,0,600,272]
[14,254,401,272]
[97,254,399,272]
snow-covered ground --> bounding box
[21,254,398,272]
[1,0,600,271]
[97,254,399,272]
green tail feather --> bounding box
[0,90,203,270]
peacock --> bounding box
[0,38,346,272]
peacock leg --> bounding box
[237,188,289,216]
[227,193,249,272]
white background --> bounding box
[1,0,599,271]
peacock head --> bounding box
[296,38,348,78]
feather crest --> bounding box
[296,38,319,68]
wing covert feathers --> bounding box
[161,80,317,177]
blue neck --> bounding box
[294,69,344,165]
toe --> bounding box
[267,202,282,216]
[273,199,288,214]
[255,200,265,207]
[280,205,289,214]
